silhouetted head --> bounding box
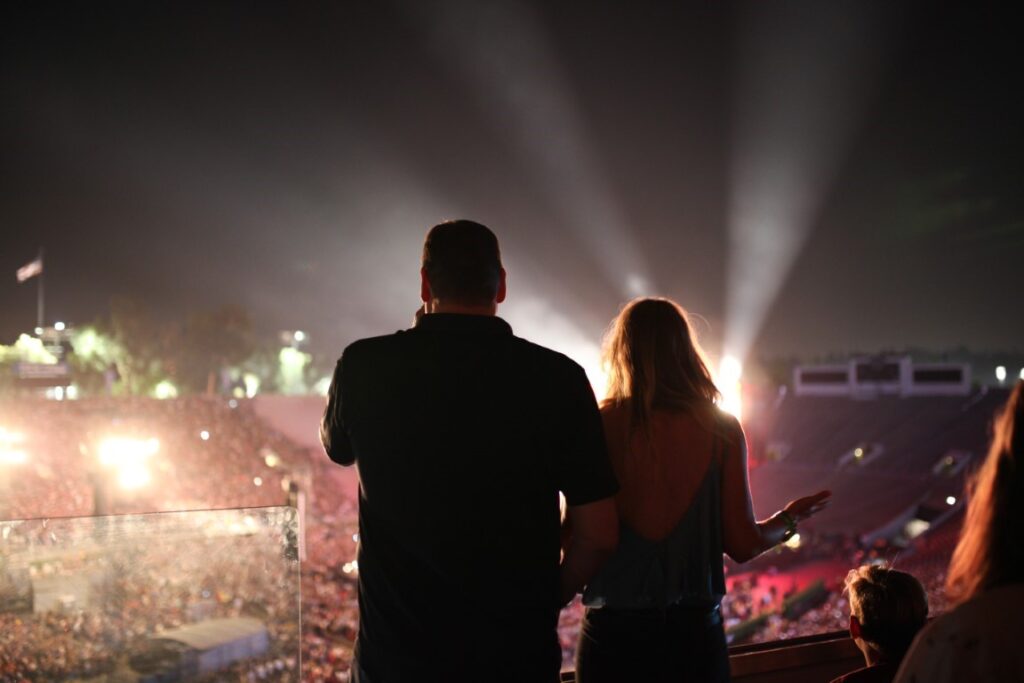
[421,220,506,313]
[603,297,720,430]
[845,564,928,665]
[947,379,1024,603]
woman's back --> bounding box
[576,297,829,683]
[583,402,733,608]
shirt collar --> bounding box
[414,313,513,335]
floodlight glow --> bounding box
[946,495,957,506]
[716,355,743,420]
[293,330,306,342]
[253,476,263,487]
[995,366,1007,382]
[854,447,864,459]
[153,380,178,400]
[199,430,210,441]
[118,463,151,490]
[98,437,159,467]
[264,453,281,468]
[0,427,25,444]
[243,373,260,398]
[54,321,66,331]
[0,448,27,465]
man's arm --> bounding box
[320,356,355,466]
[560,497,618,605]
[553,362,620,604]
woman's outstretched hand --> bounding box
[783,490,832,523]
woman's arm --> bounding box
[721,418,830,562]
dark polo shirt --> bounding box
[322,313,618,682]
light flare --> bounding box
[716,355,743,421]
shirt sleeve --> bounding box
[555,363,619,506]
[320,355,355,466]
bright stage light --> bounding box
[253,476,263,487]
[98,437,159,467]
[117,463,151,490]
[98,437,157,490]
[153,380,178,400]
[54,321,66,331]
[716,355,743,421]
[946,495,957,506]
[0,427,25,444]
[243,373,260,398]
[293,330,306,342]
[0,448,27,465]
[0,427,27,464]
[995,366,1007,383]
[199,430,210,441]
[784,533,802,549]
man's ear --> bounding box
[495,268,507,304]
[849,615,862,640]
[421,268,432,304]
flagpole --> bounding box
[37,248,44,330]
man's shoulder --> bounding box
[508,335,588,378]
[341,330,414,359]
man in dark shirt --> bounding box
[321,220,619,683]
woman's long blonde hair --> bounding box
[946,380,1024,604]
[602,297,721,433]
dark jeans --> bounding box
[575,604,730,683]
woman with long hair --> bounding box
[895,380,1024,682]
[575,297,830,683]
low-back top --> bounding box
[583,404,727,609]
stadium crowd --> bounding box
[0,396,973,680]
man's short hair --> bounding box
[422,220,502,305]
[845,564,929,660]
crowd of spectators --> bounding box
[0,396,966,680]
[1,519,299,681]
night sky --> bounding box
[2,1,1021,368]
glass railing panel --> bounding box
[0,506,300,681]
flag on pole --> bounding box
[16,257,43,283]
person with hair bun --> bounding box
[574,297,830,683]
[895,380,1024,682]
[832,564,928,683]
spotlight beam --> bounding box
[414,0,653,298]
[725,2,888,362]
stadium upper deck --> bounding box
[746,387,1008,537]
